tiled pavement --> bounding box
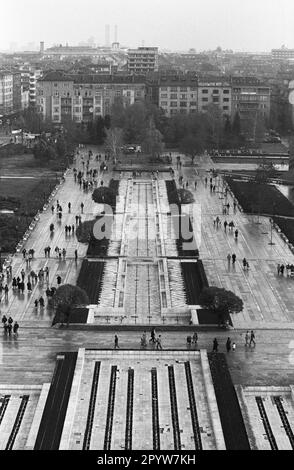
[63,350,219,450]
[175,153,294,328]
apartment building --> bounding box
[231,77,270,120]
[127,47,158,74]
[197,79,232,116]
[0,71,13,115]
[272,48,294,60]
[157,73,198,117]
[37,72,146,122]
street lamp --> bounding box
[268,203,276,246]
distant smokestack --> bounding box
[40,41,44,54]
[105,24,110,47]
[114,25,118,43]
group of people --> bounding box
[1,315,19,336]
[277,263,294,277]
[214,217,239,240]
[213,331,256,352]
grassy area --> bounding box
[225,178,294,217]
[0,147,64,255]
[273,216,294,246]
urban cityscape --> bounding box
[1,0,294,458]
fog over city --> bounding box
[1,0,294,52]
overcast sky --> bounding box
[1,0,294,52]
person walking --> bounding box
[234,229,239,240]
[249,330,256,347]
[232,342,236,351]
[245,331,250,346]
[226,337,232,352]
[156,335,163,350]
[57,275,62,285]
[114,334,119,349]
[213,338,218,352]
[227,253,231,266]
[68,202,71,213]
[242,258,247,270]
[224,220,228,232]
[81,202,84,214]
[13,321,19,336]
[232,253,236,265]
[192,331,198,345]
[149,327,156,343]
[74,249,78,261]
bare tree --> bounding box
[104,127,123,163]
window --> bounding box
[54,91,59,97]
[223,106,229,110]
[180,87,187,92]
[213,97,219,103]
[54,107,59,113]
[202,97,208,102]
[202,89,208,94]
[161,87,168,91]
[180,101,187,107]
[170,87,178,92]
[223,98,229,102]
[170,101,178,107]
[180,94,187,99]
[161,101,168,106]
[53,115,59,121]
[160,93,168,98]
[213,89,219,94]
[190,94,195,99]
[190,101,197,106]
[223,89,230,94]
[170,93,177,99]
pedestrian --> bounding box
[224,220,228,232]
[235,229,239,240]
[226,337,231,352]
[149,327,156,343]
[280,264,285,276]
[57,275,62,285]
[81,202,84,213]
[277,263,281,275]
[245,331,250,346]
[141,331,147,348]
[232,253,236,265]
[213,338,218,352]
[114,334,119,349]
[232,342,236,351]
[187,335,192,347]
[249,330,256,347]
[192,331,198,344]
[4,284,9,300]
[39,296,45,307]
[68,202,71,213]
[34,299,38,308]
[156,335,163,350]
[51,205,55,214]
[194,181,197,190]
[7,323,12,336]
[242,258,247,270]
[74,249,78,261]
[13,321,19,336]
[1,314,7,326]
[227,253,231,266]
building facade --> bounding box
[157,76,198,117]
[37,72,147,122]
[197,79,232,116]
[0,71,13,115]
[127,47,159,74]
[272,48,294,60]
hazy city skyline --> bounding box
[1,0,294,52]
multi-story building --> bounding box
[12,72,22,113]
[127,47,158,74]
[29,69,42,106]
[37,72,146,122]
[231,76,271,120]
[272,48,294,60]
[157,74,198,117]
[197,79,232,116]
[0,71,13,115]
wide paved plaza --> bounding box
[1,146,294,450]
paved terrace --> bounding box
[174,153,294,329]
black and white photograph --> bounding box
[0,0,294,458]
